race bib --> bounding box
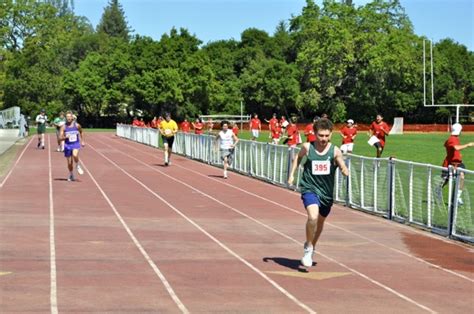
[312,160,330,175]
[164,129,172,135]
[68,133,78,142]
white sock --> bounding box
[457,190,463,199]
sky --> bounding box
[74,0,474,51]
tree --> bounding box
[97,0,130,41]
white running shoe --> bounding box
[67,174,75,182]
[76,164,84,175]
[457,198,464,206]
[223,170,228,179]
[56,147,61,152]
[301,243,314,267]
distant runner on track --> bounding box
[159,112,178,166]
[215,120,239,179]
[288,118,349,267]
[60,111,85,181]
[35,109,48,150]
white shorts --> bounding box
[251,129,259,138]
[340,143,354,153]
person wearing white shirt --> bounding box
[215,120,239,179]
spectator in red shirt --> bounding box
[192,118,204,135]
[285,117,300,148]
[340,119,357,153]
[271,121,282,145]
[280,115,288,131]
[369,114,390,158]
[132,117,140,127]
[232,122,239,136]
[249,113,261,141]
[265,113,278,136]
[304,116,319,144]
[138,118,145,127]
[150,116,159,129]
[181,118,191,133]
[436,123,474,205]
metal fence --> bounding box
[116,124,473,243]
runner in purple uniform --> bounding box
[59,111,85,181]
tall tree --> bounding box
[97,0,130,41]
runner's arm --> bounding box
[334,147,349,176]
[232,133,239,147]
[59,125,66,141]
[288,143,308,185]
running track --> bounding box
[0,133,472,313]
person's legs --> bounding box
[72,149,83,175]
[223,155,228,178]
[311,214,327,247]
[65,148,75,181]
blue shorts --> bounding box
[64,146,79,157]
[301,192,332,217]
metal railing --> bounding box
[116,124,473,243]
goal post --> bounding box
[389,117,404,135]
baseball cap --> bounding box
[40,108,45,113]
[347,119,354,124]
[451,123,462,136]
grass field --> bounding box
[236,130,474,168]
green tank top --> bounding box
[299,143,336,207]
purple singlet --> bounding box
[64,122,81,149]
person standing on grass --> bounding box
[215,121,239,179]
[288,118,349,267]
[59,111,85,182]
[159,113,178,166]
[232,121,239,137]
[340,119,357,154]
[18,114,27,138]
[369,114,390,158]
[181,118,191,133]
[192,118,204,135]
[265,113,278,139]
[250,113,261,141]
[304,116,319,144]
[271,121,282,145]
[35,109,48,149]
[53,112,66,152]
[436,123,474,205]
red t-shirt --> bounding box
[304,123,316,142]
[268,117,278,130]
[286,124,299,146]
[194,122,204,135]
[181,121,191,133]
[250,118,261,130]
[132,119,140,126]
[341,126,357,144]
[232,125,239,136]
[443,135,462,166]
[272,126,282,139]
[370,121,390,146]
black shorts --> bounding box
[374,142,383,149]
[441,162,465,179]
[162,136,175,148]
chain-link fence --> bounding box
[116,125,472,243]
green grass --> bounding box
[236,130,474,168]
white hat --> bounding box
[451,123,462,136]
[347,119,354,124]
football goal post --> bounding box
[389,117,404,135]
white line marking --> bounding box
[87,143,316,314]
[0,136,34,188]
[80,160,189,314]
[112,136,473,283]
[93,139,436,313]
[48,135,59,314]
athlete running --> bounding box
[215,121,239,179]
[35,109,48,149]
[59,111,85,181]
[159,112,178,166]
[288,118,349,267]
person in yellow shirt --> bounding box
[159,112,178,166]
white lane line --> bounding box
[93,139,436,314]
[80,160,189,314]
[0,136,34,188]
[87,143,316,314]
[48,135,59,314]
[112,136,474,283]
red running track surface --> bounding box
[0,133,472,313]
